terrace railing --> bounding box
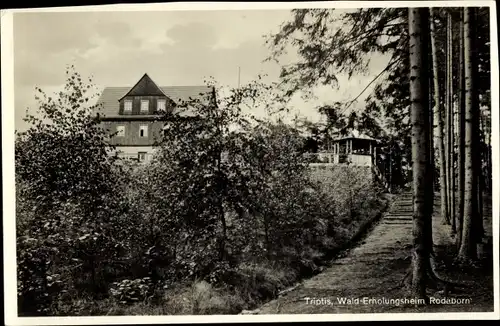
[304,152,337,165]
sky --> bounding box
[13,9,391,132]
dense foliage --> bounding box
[266,7,491,190]
[15,68,388,316]
[16,66,131,314]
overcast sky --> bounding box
[13,9,390,132]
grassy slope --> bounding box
[74,187,392,316]
[251,193,493,314]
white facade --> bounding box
[308,153,373,167]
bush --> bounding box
[109,277,154,304]
[15,71,388,316]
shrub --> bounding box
[15,67,131,315]
[15,70,388,316]
[109,277,154,304]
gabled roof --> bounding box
[95,85,214,118]
[332,129,378,142]
[118,73,167,101]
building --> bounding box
[306,130,380,167]
[95,73,214,162]
[306,129,391,192]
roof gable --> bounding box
[332,129,378,142]
[95,85,214,118]
[118,73,166,100]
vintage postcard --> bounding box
[2,1,498,324]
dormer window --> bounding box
[124,100,132,112]
[141,100,149,113]
[157,99,166,112]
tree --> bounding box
[239,120,317,259]
[15,66,127,314]
[446,11,457,234]
[267,7,491,198]
[456,8,466,249]
[427,37,435,224]
[154,84,243,264]
[409,7,432,301]
[15,65,124,239]
[430,8,450,226]
[149,79,315,271]
[477,8,492,195]
[267,9,412,175]
[145,79,347,282]
[458,7,479,262]
[16,67,119,217]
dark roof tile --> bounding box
[95,85,213,118]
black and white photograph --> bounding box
[2,1,498,324]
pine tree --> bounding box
[446,12,456,234]
[456,8,466,249]
[430,8,450,226]
[409,7,431,301]
[458,7,479,261]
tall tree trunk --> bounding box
[487,121,492,194]
[445,12,450,227]
[216,152,227,262]
[470,8,484,250]
[389,144,393,193]
[456,8,466,249]
[427,39,435,253]
[430,8,450,226]
[218,196,227,261]
[458,7,478,261]
[477,168,484,239]
[447,12,457,234]
[476,106,484,241]
[263,211,271,260]
[409,7,431,301]
[484,120,491,193]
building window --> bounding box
[124,100,132,112]
[138,152,147,162]
[157,99,166,112]
[116,125,125,137]
[139,125,148,138]
[141,100,149,113]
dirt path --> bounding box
[243,192,493,314]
